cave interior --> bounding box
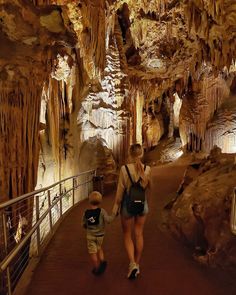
[1,0,236,279]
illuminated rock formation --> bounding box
[168,147,236,266]
[78,35,130,166]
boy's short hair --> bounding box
[89,191,102,205]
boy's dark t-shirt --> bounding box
[85,208,101,226]
[82,207,115,237]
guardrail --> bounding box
[231,188,236,235]
[0,170,96,295]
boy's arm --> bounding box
[101,208,116,224]
[82,213,87,229]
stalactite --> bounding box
[66,0,106,80]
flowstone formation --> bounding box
[167,147,236,267]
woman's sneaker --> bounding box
[127,262,138,280]
[136,264,140,276]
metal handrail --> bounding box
[0,169,96,210]
[0,170,96,295]
[230,188,236,235]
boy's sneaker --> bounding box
[92,268,100,276]
[98,260,107,274]
[92,261,107,276]
[127,262,138,280]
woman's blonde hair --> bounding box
[129,144,144,176]
[129,143,143,159]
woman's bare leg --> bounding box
[134,215,146,264]
[121,217,135,263]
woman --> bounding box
[112,143,151,279]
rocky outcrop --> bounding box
[168,147,236,267]
[78,137,117,186]
[205,95,236,153]
[144,137,182,165]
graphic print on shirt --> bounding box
[88,216,96,223]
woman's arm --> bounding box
[112,166,125,214]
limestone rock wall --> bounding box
[0,82,42,202]
[0,0,75,201]
[37,54,78,188]
[168,148,236,267]
[179,73,231,152]
[205,95,236,153]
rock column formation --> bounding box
[78,34,130,166]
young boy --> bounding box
[82,191,115,275]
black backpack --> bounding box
[85,208,101,226]
[125,165,146,215]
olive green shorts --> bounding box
[87,235,104,254]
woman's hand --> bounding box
[112,203,120,216]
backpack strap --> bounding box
[125,164,146,183]
[125,165,134,184]
[137,165,146,182]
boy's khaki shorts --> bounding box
[87,235,104,254]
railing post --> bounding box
[59,183,63,217]
[35,195,40,256]
[231,188,236,234]
[2,211,8,254]
[87,174,89,198]
[72,178,75,206]
[2,211,12,295]
[47,190,53,232]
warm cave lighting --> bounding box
[230,59,236,72]
[173,92,182,128]
[224,138,236,153]
[174,150,183,159]
[147,58,164,69]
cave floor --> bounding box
[24,163,236,295]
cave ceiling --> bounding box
[0,0,236,94]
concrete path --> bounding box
[25,164,236,295]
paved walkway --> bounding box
[25,164,236,295]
